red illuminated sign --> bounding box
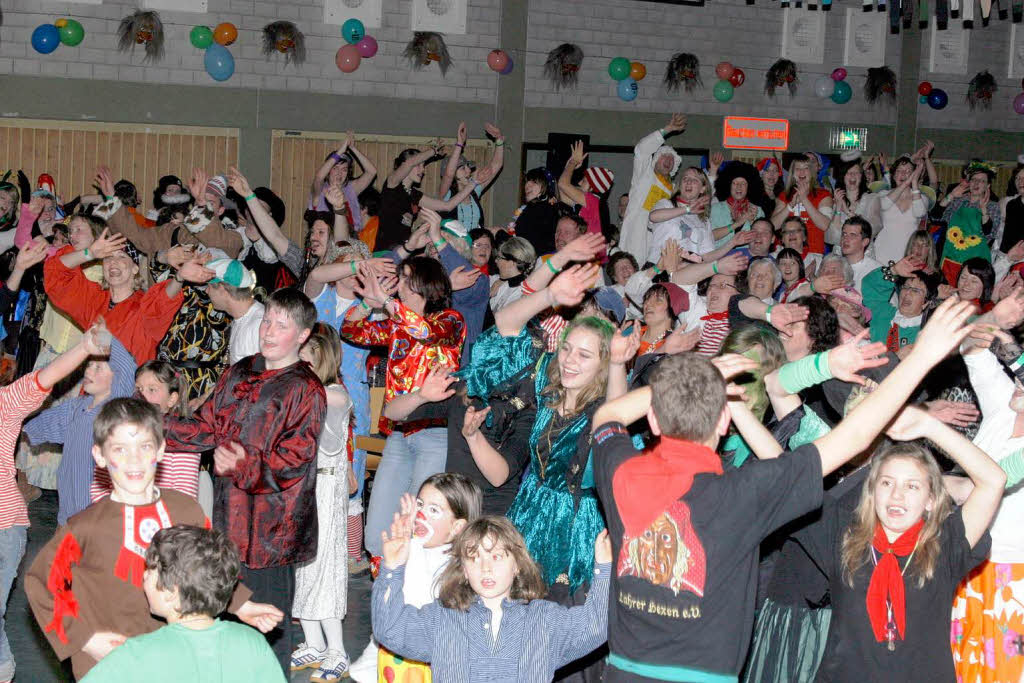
[722,117,790,151]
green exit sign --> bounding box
[829,127,868,151]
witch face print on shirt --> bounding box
[616,499,707,597]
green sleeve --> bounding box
[1001,449,1024,489]
[862,267,897,343]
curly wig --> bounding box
[664,52,702,93]
[543,43,583,90]
[404,32,453,76]
[713,161,766,206]
[261,21,306,66]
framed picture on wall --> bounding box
[781,7,826,65]
[1010,25,1024,79]
[843,8,886,68]
[928,23,970,74]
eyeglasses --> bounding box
[709,282,738,291]
[902,285,926,295]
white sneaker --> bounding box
[311,650,350,682]
[347,639,379,682]
[289,642,325,671]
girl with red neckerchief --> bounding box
[772,157,833,255]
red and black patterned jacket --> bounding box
[164,354,326,569]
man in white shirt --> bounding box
[839,216,880,292]
[205,258,264,365]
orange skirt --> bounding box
[951,560,1024,683]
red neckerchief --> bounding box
[114,500,174,587]
[475,263,490,276]
[700,310,729,322]
[726,196,750,220]
[612,436,722,537]
[866,519,924,645]
[885,322,902,354]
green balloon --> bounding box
[831,80,853,104]
[608,57,631,81]
[58,19,84,47]
[713,79,734,102]
[190,25,214,49]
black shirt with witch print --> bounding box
[592,422,823,681]
[801,501,989,682]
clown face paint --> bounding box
[414,484,460,548]
[92,422,164,505]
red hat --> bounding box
[661,282,690,318]
[583,167,614,195]
[37,173,56,195]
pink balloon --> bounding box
[356,35,378,58]
[831,67,847,81]
[487,49,509,72]
[1014,92,1024,115]
[336,44,361,73]
[715,61,735,80]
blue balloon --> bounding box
[830,80,852,104]
[204,43,235,82]
[31,24,60,54]
[617,77,638,102]
[928,88,948,110]
[342,18,365,44]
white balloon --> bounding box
[814,76,834,98]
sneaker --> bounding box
[348,556,370,575]
[347,639,378,683]
[310,650,349,681]
[290,643,325,671]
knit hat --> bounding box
[206,258,255,289]
[655,146,682,177]
[583,167,615,195]
[827,285,871,322]
[661,282,690,318]
[593,287,626,324]
[206,175,228,200]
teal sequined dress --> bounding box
[505,353,604,593]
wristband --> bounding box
[712,261,719,275]
[83,248,90,259]
[433,238,447,251]
[244,193,256,202]
[809,280,816,293]
[1010,352,1024,373]
[359,300,371,310]
[350,260,358,275]
[455,142,465,149]
[103,195,113,201]
[652,265,664,275]
[329,152,343,163]
[546,258,561,275]
[765,304,774,325]
[495,139,504,146]
[778,352,833,395]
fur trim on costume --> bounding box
[765,59,798,97]
[664,53,702,93]
[865,66,897,104]
[967,71,997,110]
[543,43,584,90]
[404,32,453,76]
[262,21,306,65]
[117,9,164,62]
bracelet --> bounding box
[83,248,90,259]
[455,142,464,149]
[350,260,358,275]
[765,304,774,325]
[329,152,343,163]
[809,280,816,293]
[103,195,112,201]
[778,352,833,394]
[495,139,504,146]
[546,258,561,275]
[712,261,719,275]
[359,299,371,310]
[652,265,663,275]
[881,261,897,283]
[433,238,447,251]
[244,193,256,202]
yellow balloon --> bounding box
[55,18,67,28]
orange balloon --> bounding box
[213,22,237,46]
[629,61,646,81]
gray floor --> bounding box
[8,490,374,682]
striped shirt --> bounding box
[372,562,610,683]
[89,451,201,502]
[22,337,137,525]
[0,372,51,530]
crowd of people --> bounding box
[0,112,1023,683]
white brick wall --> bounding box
[0,0,500,104]
[917,20,1024,132]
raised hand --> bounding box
[325,185,346,210]
[82,317,112,356]
[568,140,587,169]
[886,404,938,441]
[363,257,398,279]
[484,122,503,140]
[405,223,431,252]
[474,166,495,186]
[826,330,888,385]
[227,166,252,199]
[177,259,217,284]
[812,272,846,294]
[456,121,468,147]
[833,188,848,213]
[419,366,457,402]
[709,151,724,171]
[662,326,700,355]
[715,251,748,275]
[188,168,210,205]
[948,179,969,200]
[907,297,977,366]
[462,405,491,438]
[27,194,47,218]
[548,263,600,307]
[353,261,390,307]
[418,207,443,241]
[14,238,49,271]
[892,256,924,278]
[450,265,482,291]
[768,303,809,334]
[712,353,760,382]
[690,194,711,214]
[559,233,606,263]
[89,228,128,259]
[665,113,688,134]
[610,323,642,365]
[926,399,981,428]
[730,229,755,247]
[381,495,415,569]
[659,239,681,273]
[94,166,116,199]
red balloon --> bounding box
[335,44,361,73]
[715,61,735,80]
[728,67,745,87]
[487,49,509,72]
[917,81,933,96]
